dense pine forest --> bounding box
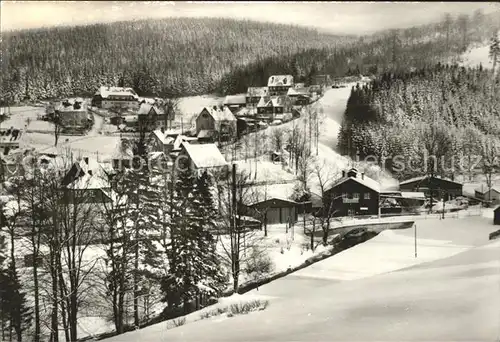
[1,10,499,103]
[338,63,500,180]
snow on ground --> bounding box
[234,158,296,184]
[459,44,493,69]
[101,216,500,342]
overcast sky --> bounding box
[1,1,498,34]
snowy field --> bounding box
[101,214,499,342]
[459,44,494,69]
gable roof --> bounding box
[399,175,462,187]
[257,96,269,108]
[475,186,500,195]
[200,106,237,122]
[223,95,247,105]
[247,196,299,207]
[181,142,227,169]
[327,169,381,193]
[267,75,294,87]
[247,87,268,97]
[96,86,139,100]
[173,135,198,151]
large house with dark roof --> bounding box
[399,175,463,201]
[267,75,294,96]
[324,168,381,217]
[475,186,500,205]
[256,96,292,122]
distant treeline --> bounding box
[1,11,498,103]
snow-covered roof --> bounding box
[399,175,462,187]
[173,135,198,151]
[96,86,138,100]
[475,186,500,194]
[267,75,294,87]
[200,106,236,122]
[257,97,269,108]
[327,169,381,193]
[197,130,216,139]
[247,196,299,207]
[152,129,180,145]
[223,95,246,105]
[138,102,165,116]
[401,192,426,199]
[67,173,110,190]
[247,87,268,97]
[181,142,228,169]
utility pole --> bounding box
[414,223,417,258]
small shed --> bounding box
[246,197,299,225]
[494,206,500,225]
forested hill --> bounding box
[338,64,500,180]
[1,18,356,102]
[1,12,499,103]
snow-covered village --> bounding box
[1,2,500,342]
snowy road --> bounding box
[102,216,499,342]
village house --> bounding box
[223,95,247,113]
[287,87,311,106]
[256,96,292,122]
[111,139,134,170]
[324,168,381,217]
[475,186,500,205]
[55,98,90,128]
[399,175,463,202]
[178,142,228,176]
[195,106,237,143]
[61,156,112,204]
[246,87,269,108]
[267,75,294,96]
[92,86,140,110]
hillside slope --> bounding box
[1,11,499,103]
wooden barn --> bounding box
[244,197,299,225]
[399,175,463,201]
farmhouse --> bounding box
[287,87,311,105]
[178,142,228,175]
[324,168,381,217]
[267,75,294,96]
[55,98,89,127]
[243,197,299,225]
[399,175,463,201]
[246,87,269,108]
[256,96,292,122]
[61,157,112,204]
[92,86,140,110]
[195,106,237,143]
[223,95,247,113]
[149,128,180,155]
[111,139,134,170]
[475,186,500,205]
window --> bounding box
[342,192,348,199]
[353,193,359,199]
[364,192,371,200]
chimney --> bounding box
[213,105,217,111]
[160,127,165,134]
[342,170,346,178]
[361,173,365,180]
[84,157,89,165]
